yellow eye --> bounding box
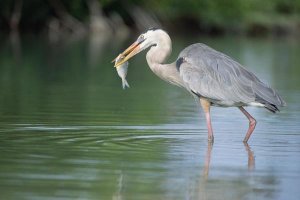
[140,35,144,39]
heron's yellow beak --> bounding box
[112,41,141,67]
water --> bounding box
[0,34,299,200]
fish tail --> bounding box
[122,79,130,89]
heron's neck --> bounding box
[146,38,172,67]
[146,38,184,87]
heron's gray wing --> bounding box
[178,58,255,106]
[177,43,285,108]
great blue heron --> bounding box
[113,28,286,143]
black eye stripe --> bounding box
[148,27,158,31]
[141,27,159,35]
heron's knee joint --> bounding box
[249,119,257,126]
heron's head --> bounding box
[113,28,170,67]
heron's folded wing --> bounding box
[177,44,256,105]
[178,43,285,108]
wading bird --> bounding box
[113,28,285,143]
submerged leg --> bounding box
[243,142,255,171]
[200,98,214,142]
[239,107,257,143]
[203,142,213,179]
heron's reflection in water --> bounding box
[202,142,255,180]
[196,142,256,200]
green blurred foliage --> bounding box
[147,0,300,33]
[0,0,299,34]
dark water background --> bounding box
[0,34,299,200]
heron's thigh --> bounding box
[200,98,211,113]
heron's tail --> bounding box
[254,82,286,113]
[259,99,280,113]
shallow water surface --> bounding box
[0,35,299,200]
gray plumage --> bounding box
[176,43,286,112]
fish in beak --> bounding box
[112,37,145,67]
[115,54,130,89]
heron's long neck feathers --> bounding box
[146,34,184,87]
[146,34,172,65]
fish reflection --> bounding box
[112,171,124,200]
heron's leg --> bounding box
[243,142,255,171]
[200,98,214,142]
[239,107,257,143]
[203,142,213,179]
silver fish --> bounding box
[115,55,130,89]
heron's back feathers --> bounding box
[177,43,286,112]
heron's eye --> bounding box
[140,35,144,40]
